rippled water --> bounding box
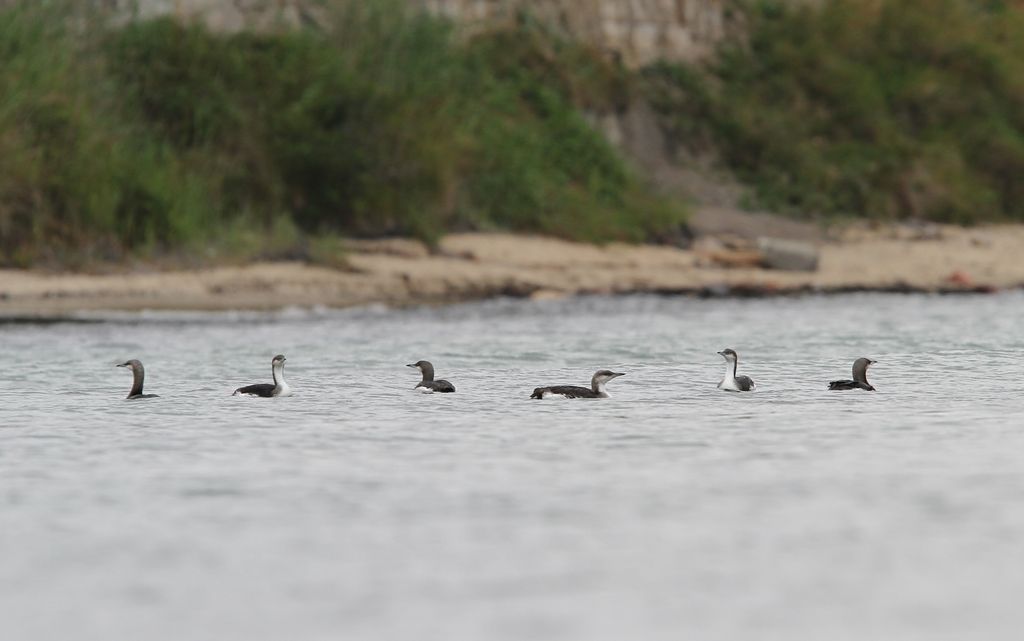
[3,292,1024,641]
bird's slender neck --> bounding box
[129,366,145,397]
[854,363,870,385]
[420,363,435,382]
[591,376,608,395]
[723,358,737,381]
[272,362,286,390]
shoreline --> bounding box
[2,225,1023,317]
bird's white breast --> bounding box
[542,391,569,399]
[718,377,740,392]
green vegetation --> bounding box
[11,0,1024,268]
[0,1,683,267]
[647,0,1024,223]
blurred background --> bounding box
[3,0,1024,269]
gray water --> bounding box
[2,292,1024,641]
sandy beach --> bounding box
[2,224,1023,317]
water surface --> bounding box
[3,293,1024,640]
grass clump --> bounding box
[646,0,1024,223]
[0,0,684,267]
[0,4,213,267]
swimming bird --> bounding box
[233,354,291,397]
[530,369,624,399]
[117,359,158,400]
[407,360,455,393]
[717,349,755,392]
[828,357,876,391]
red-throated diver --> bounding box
[828,357,876,391]
[233,354,291,397]
[117,359,158,400]
[407,360,455,393]
[530,369,624,399]
[717,349,755,392]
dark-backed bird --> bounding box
[717,348,755,392]
[407,360,455,393]
[233,354,291,397]
[828,357,876,391]
[530,369,624,399]
[117,359,159,400]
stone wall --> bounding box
[413,0,727,66]
[77,0,729,65]
[82,0,316,31]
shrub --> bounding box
[647,0,1024,223]
[0,0,684,267]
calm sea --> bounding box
[3,292,1024,640]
